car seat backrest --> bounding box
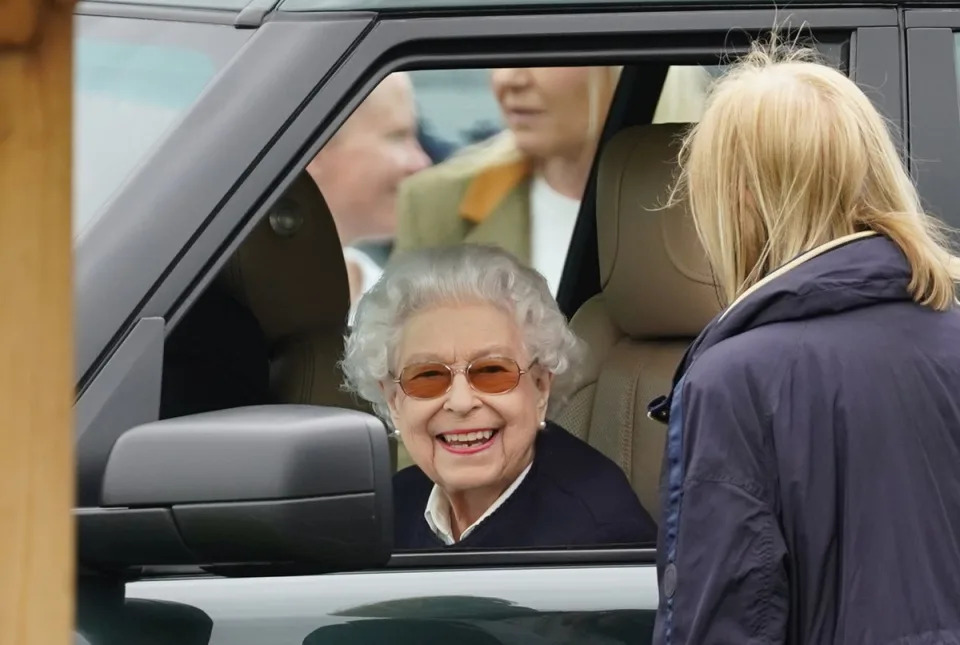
[219,171,359,410]
[553,123,721,517]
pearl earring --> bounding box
[538,420,547,430]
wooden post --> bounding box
[0,0,75,643]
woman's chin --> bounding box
[512,134,553,161]
[435,463,501,495]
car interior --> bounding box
[157,61,721,532]
[216,172,359,413]
[555,123,721,517]
[158,171,395,462]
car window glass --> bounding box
[74,16,250,239]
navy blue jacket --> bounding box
[649,234,960,645]
[393,422,657,549]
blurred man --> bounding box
[307,72,430,312]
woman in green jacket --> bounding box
[393,65,711,293]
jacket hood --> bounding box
[648,232,916,423]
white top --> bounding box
[342,245,383,324]
[424,462,533,545]
[529,175,581,295]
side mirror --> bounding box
[77,406,393,573]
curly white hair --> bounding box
[340,244,584,425]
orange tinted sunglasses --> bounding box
[393,357,533,399]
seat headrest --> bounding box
[596,124,720,339]
[219,172,350,342]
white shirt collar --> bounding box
[424,462,533,545]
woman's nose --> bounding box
[403,140,431,174]
[444,372,480,413]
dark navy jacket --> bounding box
[649,234,960,645]
[393,422,657,549]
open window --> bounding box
[154,25,854,556]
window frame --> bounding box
[904,9,960,230]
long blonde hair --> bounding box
[672,39,960,309]
[586,66,622,143]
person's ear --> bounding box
[380,380,403,431]
[533,368,553,416]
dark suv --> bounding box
[74,1,960,643]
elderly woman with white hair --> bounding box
[342,244,655,549]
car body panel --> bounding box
[128,563,659,645]
[904,11,960,226]
[75,317,164,505]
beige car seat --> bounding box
[218,171,360,410]
[552,124,721,518]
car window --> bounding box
[74,16,250,239]
[253,63,718,469]
[324,65,713,318]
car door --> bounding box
[100,4,901,645]
[73,5,376,507]
[902,7,960,230]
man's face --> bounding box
[308,73,430,245]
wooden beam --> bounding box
[0,0,75,643]
[0,0,41,46]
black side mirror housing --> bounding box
[77,406,393,573]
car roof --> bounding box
[84,0,950,13]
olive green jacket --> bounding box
[393,133,533,264]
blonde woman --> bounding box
[393,65,709,294]
[648,43,960,645]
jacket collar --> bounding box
[458,157,530,224]
[424,461,533,545]
[648,232,917,424]
[718,231,878,322]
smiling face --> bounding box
[385,303,552,498]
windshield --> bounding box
[73,15,250,240]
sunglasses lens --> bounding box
[399,363,451,398]
[468,358,521,394]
